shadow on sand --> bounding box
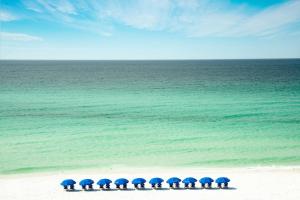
[134,188,153,191]
[65,189,81,192]
[64,186,237,192]
[119,188,136,191]
[100,188,136,192]
[81,189,98,192]
[222,187,237,190]
[200,187,237,190]
[169,188,186,190]
[151,188,169,191]
[184,187,202,190]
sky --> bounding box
[0,0,300,60]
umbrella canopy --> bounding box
[149,177,164,185]
[79,179,94,186]
[167,177,181,184]
[200,177,214,184]
[97,178,112,186]
[182,177,197,184]
[115,178,129,185]
[215,177,230,184]
[132,178,146,185]
[61,179,76,186]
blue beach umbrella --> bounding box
[200,177,214,188]
[167,177,181,188]
[149,177,164,188]
[97,178,112,189]
[79,179,94,190]
[216,177,230,188]
[132,178,146,188]
[200,177,214,184]
[215,177,230,184]
[183,177,197,184]
[182,177,197,188]
[60,179,76,190]
[115,178,129,189]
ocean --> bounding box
[0,59,300,174]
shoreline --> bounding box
[1,166,300,200]
[1,165,300,178]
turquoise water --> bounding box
[0,60,300,174]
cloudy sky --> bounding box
[1,0,300,59]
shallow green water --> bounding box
[0,60,300,174]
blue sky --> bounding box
[1,0,300,59]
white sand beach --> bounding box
[1,167,300,200]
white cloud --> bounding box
[97,0,300,37]
[0,10,18,22]
[105,0,172,30]
[34,0,77,14]
[23,1,43,13]
[21,0,300,38]
[225,0,300,37]
[0,32,43,41]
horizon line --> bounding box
[1,58,300,61]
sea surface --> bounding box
[0,59,300,174]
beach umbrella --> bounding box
[182,177,197,188]
[79,179,94,190]
[60,179,76,190]
[149,177,164,188]
[200,177,214,188]
[215,177,230,184]
[215,177,230,188]
[97,178,112,189]
[167,177,181,188]
[115,178,129,189]
[182,177,197,184]
[200,177,214,184]
[132,178,146,189]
